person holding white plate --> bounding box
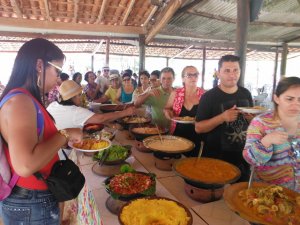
[195,55,253,181]
[164,66,205,157]
[243,77,300,192]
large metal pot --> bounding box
[129,124,168,141]
[173,157,241,189]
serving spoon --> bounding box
[155,123,163,144]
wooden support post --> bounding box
[235,0,250,87]
[91,55,94,72]
[139,34,145,71]
[202,47,206,89]
[105,38,110,66]
[272,48,279,95]
[280,42,288,77]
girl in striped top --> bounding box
[243,77,300,192]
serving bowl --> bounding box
[93,145,132,165]
[118,196,193,225]
[83,123,104,134]
[104,171,156,201]
[99,103,133,113]
[173,157,241,202]
[117,115,151,130]
[129,124,168,141]
[223,182,300,225]
[143,135,194,154]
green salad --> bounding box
[93,145,129,161]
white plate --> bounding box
[171,117,195,124]
[88,102,103,107]
[237,107,266,114]
[68,138,111,152]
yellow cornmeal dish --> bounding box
[120,198,190,225]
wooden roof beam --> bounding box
[143,6,158,27]
[145,0,183,44]
[170,45,193,59]
[0,17,145,34]
[10,0,22,18]
[73,0,79,23]
[43,0,50,21]
[91,39,104,55]
[121,0,135,25]
[96,0,108,23]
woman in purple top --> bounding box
[243,77,300,192]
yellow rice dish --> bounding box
[73,139,109,150]
[120,198,191,225]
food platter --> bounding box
[171,116,195,124]
[118,196,193,225]
[173,157,241,188]
[99,104,132,113]
[68,138,111,152]
[237,106,267,114]
[129,124,168,141]
[143,135,194,153]
[93,145,132,165]
[104,171,156,201]
[83,123,104,134]
[223,182,300,225]
[121,116,151,124]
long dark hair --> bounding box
[0,38,65,106]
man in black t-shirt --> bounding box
[195,55,253,181]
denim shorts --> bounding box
[1,186,59,225]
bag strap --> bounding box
[34,149,69,181]
[0,91,45,186]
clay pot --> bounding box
[134,140,152,153]
[184,182,224,203]
[153,152,181,171]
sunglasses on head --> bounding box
[48,61,63,76]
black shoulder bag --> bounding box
[35,150,85,202]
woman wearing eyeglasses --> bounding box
[0,38,83,224]
[164,66,205,157]
[116,72,135,104]
[243,77,300,192]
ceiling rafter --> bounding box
[96,0,108,24]
[121,0,135,25]
[145,0,184,44]
[10,0,22,18]
[0,17,145,34]
[143,5,158,27]
[170,45,193,59]
[91,39,104,55]
[72,0,79,23]
[43,0,50,21]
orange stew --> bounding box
[176,158,239,183]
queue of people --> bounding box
[0,37,299,225]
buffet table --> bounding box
[75,128,251,225]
